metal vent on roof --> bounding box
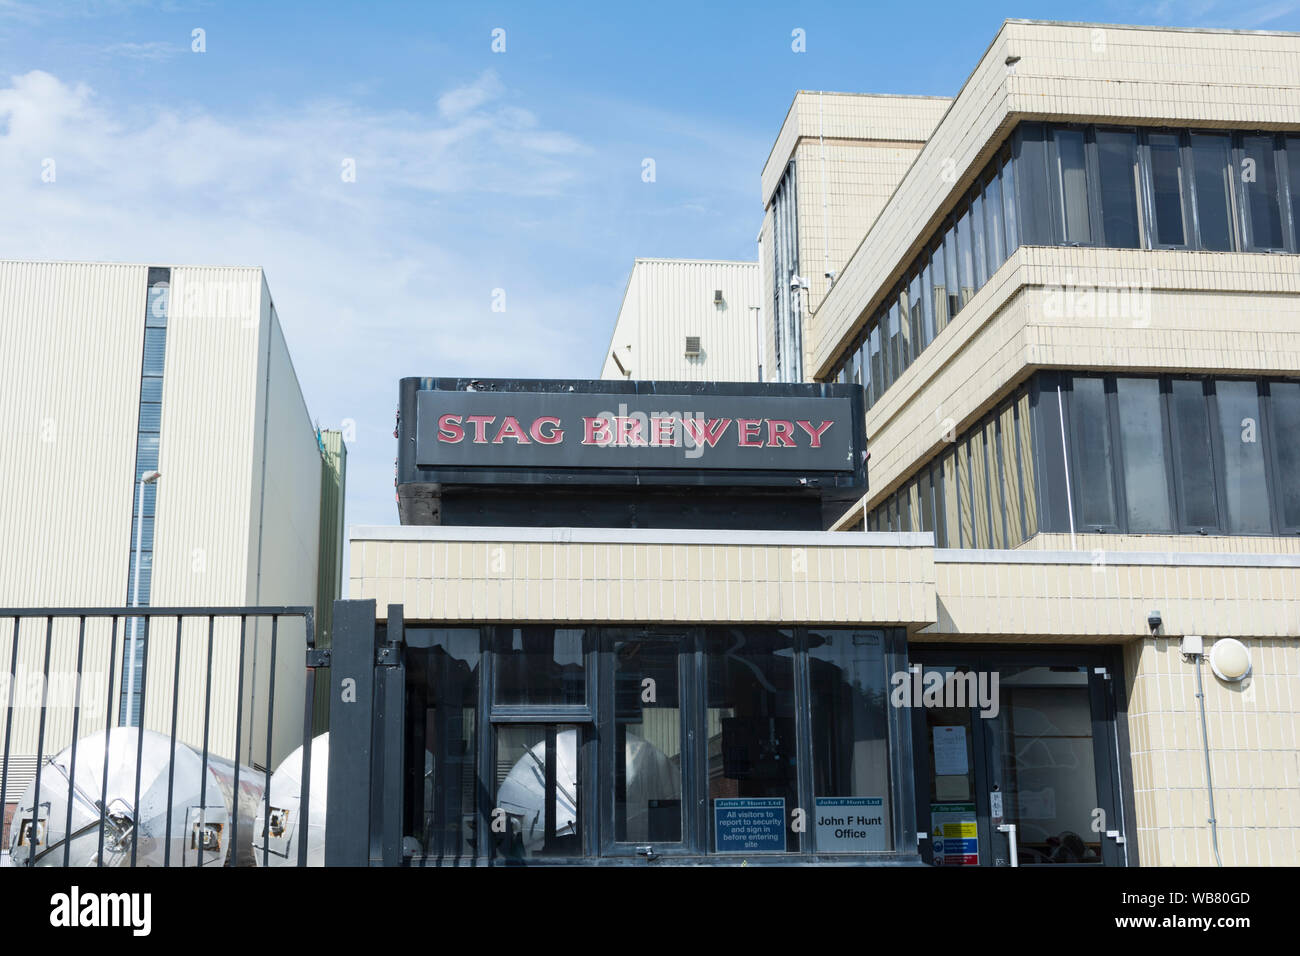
[684,336,701,357]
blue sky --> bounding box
[3,0,1299,533]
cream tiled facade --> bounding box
[351,530,1300,866]
[768,21,1300,867]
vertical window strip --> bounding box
[122,267,171,726]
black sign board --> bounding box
[414,390,854,472]
[396,378,867,528]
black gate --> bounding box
[0,606,322,867]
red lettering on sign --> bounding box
[767,419,795,447]
[737,419,763,447]
[796,419,834,447]
[530,417,563,444]
[437,414,465,443]
[681,417,733,448]
[650,416,676,447]
[465,415,495,444]
[615,417,646,446]
[493,416,530,444]
[583,417,613,445]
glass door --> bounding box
[598,630,690,857]
[911,647,1130,867]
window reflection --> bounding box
[808,629,893,852]
[495,724,582,859]
[706,628,798,852]
[613,640,683,843]
[494,627,585,705]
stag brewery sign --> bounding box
[414,390,854,472]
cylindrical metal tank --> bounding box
[5,727,265,867]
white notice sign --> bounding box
[932,725,969,776]
[814,797,886,852]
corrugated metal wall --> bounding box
[0,262,147,787]
[240,298,323,768]
[1,262,326,779]
[600,259,761,382]
[313,429,346,734]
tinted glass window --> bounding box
[138,402,161,433]
[1096,130,1140,248]
[1070,376,1118,528]
[1190,133,1235,251]
[1215,380,1272,533]
[956,205,975,306]
[808,629,894,852]
[1056,129,1092,244]
[985,168,1006,269]
[970,189,988,286]
[1270,381,1300,528]
[920,255,936,348]
[1116,378,1173,532]
[868,324,883,405]
[898,289,913,373]
[410,629,480,860]
[1170,380,1219,530]
[612,639,683,843]
[140,376,163,403]
[706,628,798,853]
[145,281,170,328]
[918,468,935,533]
[494,627,586,705]
[1001,151,1020,253]
[494,724,582,858]
[142,327,167,375]
[1241,135,1285,250]
[1016,124,1055,245]
[908,272,925,355]
[1289,137,1300,251]
[859,336,872,400]
[942,223,962,319]
[1148,133,1186,246]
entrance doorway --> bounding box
[908,646,1133,867]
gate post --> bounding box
[371,604,406,866]
[324,599,377,866]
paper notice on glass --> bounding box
[932,725,968,776]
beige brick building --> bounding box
[349,20,1299,868]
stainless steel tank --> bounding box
[5,727,264,867]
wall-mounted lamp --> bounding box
[1209,638,1252,683]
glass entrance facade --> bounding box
[403,624,912,863]
[909,646,1132,867]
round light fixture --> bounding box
[1209,638,1252,682]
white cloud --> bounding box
[437,70,505,118]
[0,68,602,532]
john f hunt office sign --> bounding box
[414,390,856,472]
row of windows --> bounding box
[833,143,1020,407]
[1018,125,1300,253]
[408,625,906,861]
[855,372,1300,546]
[831,123,1300,407]
[1058,374,1300,536]
[865,387,1038,549]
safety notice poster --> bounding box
[931,802,979,866]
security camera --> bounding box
[1147,610,1162,633]
[790,274,809,291]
